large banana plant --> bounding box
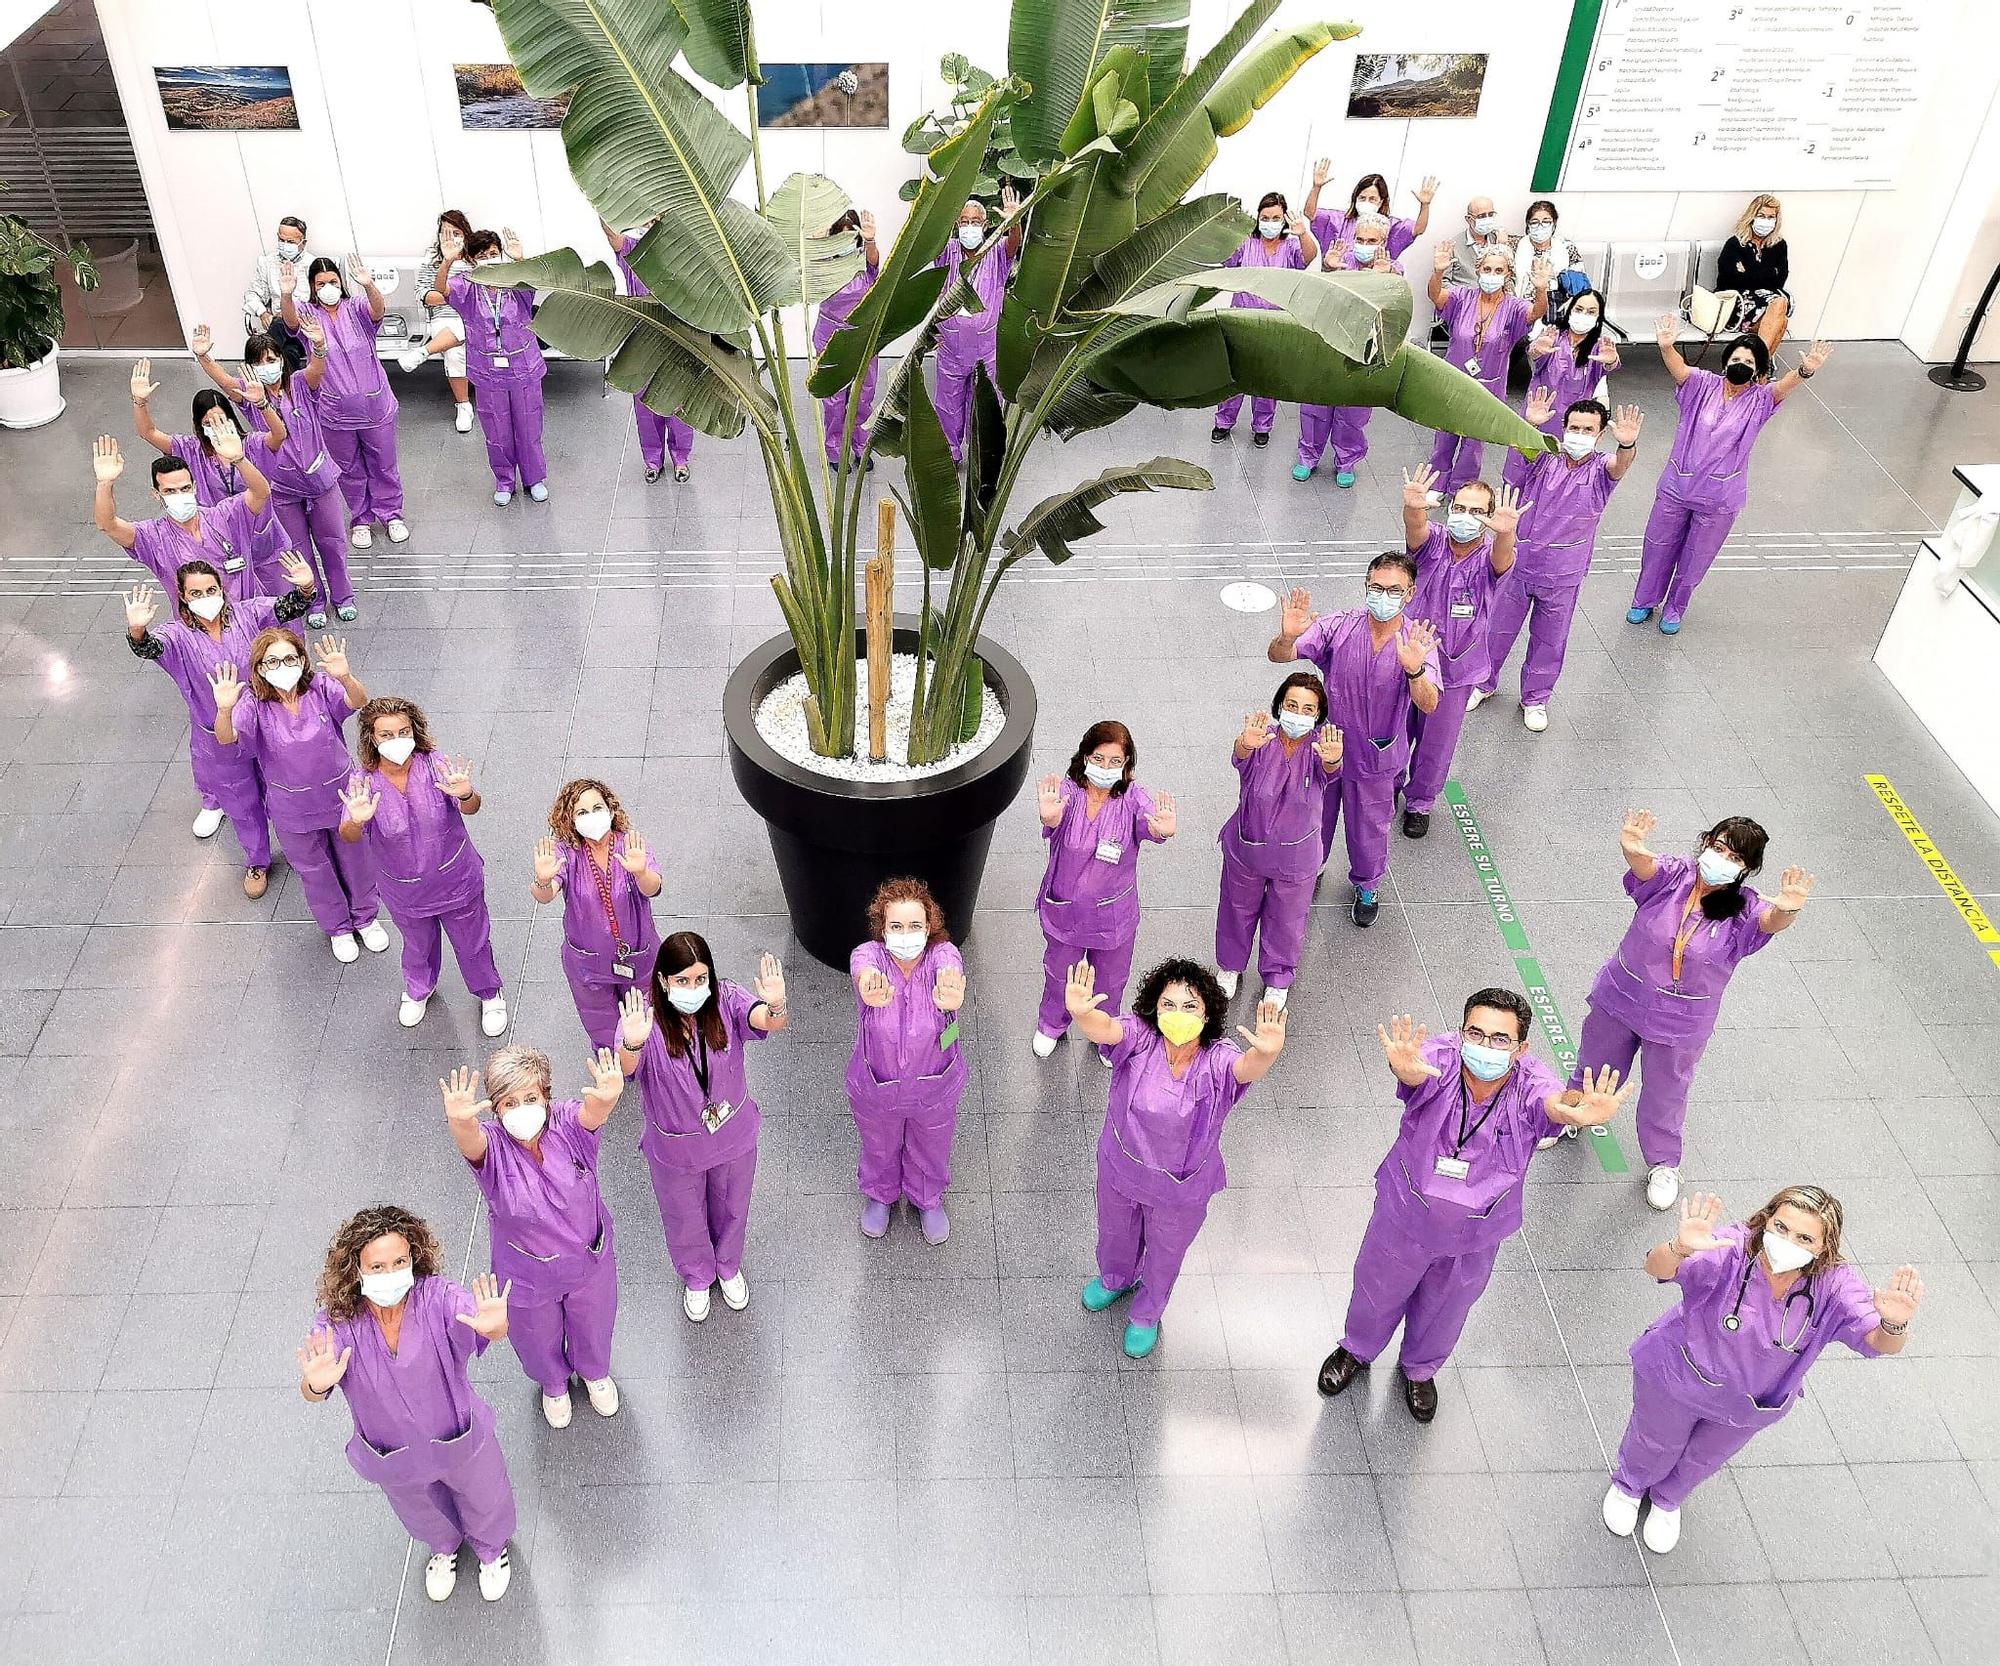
[480,0,1550,765]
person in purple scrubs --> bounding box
[1268,561,1441,927]
[1567,811,1814,1211]
[281,254,408,549]
[1630,320,1830,633]
[1605,1187,1920,1555]
[339,697,506,1037]
[1294,217,1402,487]
[130,353,287,536]
[1502,287,1619,488]
[933,186,1024,464]
[616,935,789,1323]
[814,207,881,469]
[1475,400,1642,731]
[193,327,355,625]
[442,1047,626,1429]
[298,1205,517,1603]
[1031,720,1178,1059]
[1066,956,1288,1358]
[1212,193,1318,447]
[121,559,316,887]
[91,433,271,607]
[1424,240,1548,492]
[848,876,967,1244]
[213,628,385,964]
[1302,161,1435,261]
[1316,995,1630,1421]
[1214,673,1343,1007]
[1398,465,1524,839]
[599,216,695,483]
[531,778,663,1050]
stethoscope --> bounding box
[1721,1255,1816,1353]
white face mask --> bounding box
[1471,214,1497,236]
[1527,221,1554,244]
[1355,198,1383,217]
[252,360,284,385]
[277,241,305,265]
[1477,270,1506,294]
[161,490,199,523]
[315,282,343,305]
[666,980,710,1014]
[186,593,226,622]
[883,928,928,961]
[1447,510,1483,542]
[1761,1228,1815,1275]
[262,662,303,693]
[1257,217,1284,238]
[359,1266,414,1307]
[376,735,417,766]
[1561,431,1598,460]
[1750,215,1777,237]
[574,807,613,842]
[1568,309,1600,333]
[500,1100,547,1141]
[956,224,984,250]
[1276,709,1316,740]
[1697,847,1744,887]
[1083,761,1123,789]
[476,255,503,267]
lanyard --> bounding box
[485,282,508,337]
[585,846,628,954]
[1450,1075,1499,1159]
[1669,887,1704,983]
[686,1020,711,1100]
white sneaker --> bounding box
[480,996,509,1038]
[1031,1031,1058,1059]
[396,342,430,373]
[385,518,410,544]
[684,1283,711,1322]
[398,994,430,1028]
[330,932,360,964]
[1602,1485,1641,1538]
[1466,688,1491,712]
[192,806,224,839]
[1523,704,1549,733]
[1641,1504,1681,1554]
[527,481,549,502]
[477,1547,511,1600]
[542,1391,572,1429]
[1646,1164,1681,1211]
[1263,984,1289,1010]
[718,1272,749,1311]
[1216,969,1240,999]
[584,1376,619,1417]
[350,525,373,550]
[424,1550,457,1600]
[493,489,513,507]
[358,919,390,953]
[1536,1126,1578,1152]
[455,402,474,433]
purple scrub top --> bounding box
[1219,733,1336,881]
[1411,525,1502,690]
[168,430,252,508]
[1099,1015,1246,1208]
[557,835,661,982]
[1525,331,1607,438]
[229,675,356,833]
[846,939,966,1110]
[317,1275,490,1457]
[610,232,649,298]
[446,272,546,387]
[630,979,768,1172]
[248,377,342,501]
[1311,209,1418,260]
[1633,1224,1880,1422]
[1659,367,1779,511]
[131,494,266,603]
[1037,777,1162,950]
[470,1100,613,1295]
[1223,233,1307,308]
[934,235,1016,346]
[1438,284,1532,393]
[1293,609,1438,779]
[814,261,880,352]
[303,295,398,430]
[355,757,485,914]
[1588,855,1770,1046]
[1514,451,1618,586]
[1374,1033,1561,1251]
[148,596,281,732]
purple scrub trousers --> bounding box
[305,296,403,525]
[1402,528,1501,817]
[353,761,502,1001]
[248,380,353,608]
[556,835,661,1050]
[448,274,548,495]
[1479,451,1617,709]
[1034,779,1162,1042]
[610,233,695,473]
[815,263,880,463]
[1296,404,1373,473]
[847,940,965,1210]
[1214,734,1332,986]
[1429,285,1532,492]
[933,236,1016,462]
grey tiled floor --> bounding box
[1,347,1996,1664]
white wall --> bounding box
[96,0,2000,357]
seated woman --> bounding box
[1716,194,1789,354]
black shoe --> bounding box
[1351,890,1379,928]
[1401,1369,1438,1423]
[1317,1346,1367,1398]
[864,454,876,473]
[1402,810,1430,839]
[644,466,663,483]
[1211,426,1231,444]
[1252,431,1270,448]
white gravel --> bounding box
[754,652,1005,782]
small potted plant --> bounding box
[0,205,96,429]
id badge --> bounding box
[224,555,246,574]
[612,958,634,980]
[1450,599,1476,619]
[1094,839,1123,864]
[702,1099,735,1133]
[491,352,510,369]
[1464,356,1481,378]
[1433,1154,1470,1181]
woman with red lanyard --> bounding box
[1424,240,1548,493]
[531,778,663,1050]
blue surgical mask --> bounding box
[956,224,984,251]
[252,360,284,385]
[161,490,199,524]
[1461,1039,1513,1081]
[666,980,710,1013]
[1257,217,1284,238]
[1697,848,1744,887]
[1276,710,1316,740]
[1561,432,1598,460]
[1352,244,1382,267]
[1477,270,1506,294]
[1364,590,1403,623]
[1083,761,1123,790]
[1447,510,1482,542]
[1471,214,1497,236]
[1527,221,1554,245]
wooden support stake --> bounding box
[866,499,896,763]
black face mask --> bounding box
[1724,361,1755,386]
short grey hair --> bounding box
[484,1044,552,1108]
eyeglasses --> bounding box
[261,655,304,672]
[1364,585,1410,602]
[1461,1026,1520,1048]
[1086,753,1125,770]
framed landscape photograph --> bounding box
[154,65,299,131]
[454,63,572,130]
[1346,53,1489,120]
[755,62,889,129]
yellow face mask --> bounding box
[1157,1010,1203,1047]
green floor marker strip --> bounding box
[1442,780,1628,1174]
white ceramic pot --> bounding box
[0,338,64,430]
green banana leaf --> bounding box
[997,143,1133,397]
[671,0,759,89]
[893,363,963,573]
[1000,457,1214,563]
[1057,45,1148,156]
[1007,0,1192,166]
[1110,265,1411,366]
[764,172,862,304]
[1066,193,1252,312]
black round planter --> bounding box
[723,617,1037,969]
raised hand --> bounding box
[1619,808,1656,857]
[312,634,349,678]
[237,365,267,407]
[1324,241,1351,271]
[1238,998,1288,1056]
[210,426,245,465]
[297,1326,352,1395]
[753,951,786,1010]
[340,775,380,826]
[1434,240,1454,275]
[191,324,214,357]
[1872,1265,1923,1328]
[857,966,894,1008]
[1240,710,1274,751]
[347,254,372,288]
[277,259,297,291]
[1775,865,1816,911]
[129,359,158,402]
[1800,339,1832,376]
[1146,790,1177,840]
[1524,385,1558,428]
[617,831,649,875]
[533,835,563,885]
[1037,773,1065,824]
[439,1065,488,1124]
[933,964,967,1013]
[859,209,877,243]
[1480,482,1530,537]
[1655,313,1679,349]
[209,661,243,710]
[1279,586,1316,641]
[1312,156,1333,186]
[1530,256,1554,290]
[438,224,464,260]
[584,1046,624,1103]
[1315,723,1344,769]
[1570,1063,1635,1126]
[1401,463,1440,510]
[92,434,124,483]
[1592,339,1622,369]
[1414,174,1439,206]
[618,987,652,1050]
[433,754,474,799]
[999,182,1022,216]
[453,1272,511,1339]
[1377,1013,1441,1079]
[300,316,325,351]
[1064,957,1104,1020]
[1287,214,1310,241]
[1395,617,1439,676]
[502,225,525,260]
[124,584,158,632]
[278,550,317,592]
[1674,1192,1726,1257]
[1611,405,1643,449]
